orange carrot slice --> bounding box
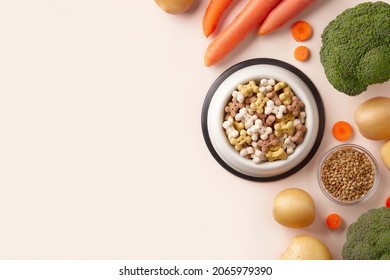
[291,20,312,42]
[259,0,315,35]
[294,45,310,61]
[326,213,342,230]
[332,121,353,141]
[203,0,233,38]
[204,0,283,67]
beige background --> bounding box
[0,0,389,259]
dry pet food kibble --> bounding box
[223,79,307,164]
[320,147,375,202]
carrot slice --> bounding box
[204,0,283,67]
[332,121,353,141]
[291,20,312,41]
[259,0,315,35]
[294,45,310,61]
[326,213,342,230]
[203,0,233,38]
[386,196,390,208]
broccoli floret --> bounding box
[342,207,390,260]
[320,1,390,96]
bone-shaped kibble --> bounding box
[249,92,269,114]
[283,136,297,155]
[259,86,273,93]
[247,119,273,141]
[251,148,266,164]
[259,125,273,141]
[244,94,258,105]
[274,81,287,91]
[291,122,307,144]
[266,147,288,161]
[237,80,259,98]
[259,79,276,93]
[274,120,294,137]
[235,107,258,129]
[298,111,306,124]
[275,113,295,125]
[233,120,245,132]
[266,90,283,106]
[230,130,252,151]
[264,100,287,119]
[257,113,276,126]
[223,78,307,165]
[223,116,239,140]
[240,146,255,157]
[260,78,275,86]
[279,86,295,106]
[287,95,305,117]
[225,98,244,117]
[232,90,244,103]
[257,134,280,153]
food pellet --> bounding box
[320,147,375,202]
[222,79,307,164]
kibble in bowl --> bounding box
[202,58,325,181]
[318,144,380,206]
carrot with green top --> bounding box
[259,0,315,35]
[203,0,233,38]
[204,0,283,67]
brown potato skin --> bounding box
[272,188,315,228]
[354,97,390,140]
[381,139,390,171]
[154,0,194,14]
[280,234,333,260]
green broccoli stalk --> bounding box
[342,207,390,260]
[320,1,390,96]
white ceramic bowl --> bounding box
[201,58,325,181]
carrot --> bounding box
[203,0,233,38]
[291,20,312,41]
[294,45,310,61]
[332,121,353,141]
[386,196,390,208]
[259,0,315,35]
[326,213,342,230]
[204,0,283,67]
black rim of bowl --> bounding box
[201,58,325,182]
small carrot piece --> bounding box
[204,0,283,67]
[326,213,342,230]
[294,46,310,61]
[259,0,315,35]
[291,20,312,42]
[332,121,353,141]
[203,0,233,38]
[294,45,310,61]
[386,196,390,208]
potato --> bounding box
[354,97,390,140]
[272,188,315,228]
[381,139,390,171]
[280,234,333,260]
[154,0,194,14]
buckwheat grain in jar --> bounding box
[317,144,379,206]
